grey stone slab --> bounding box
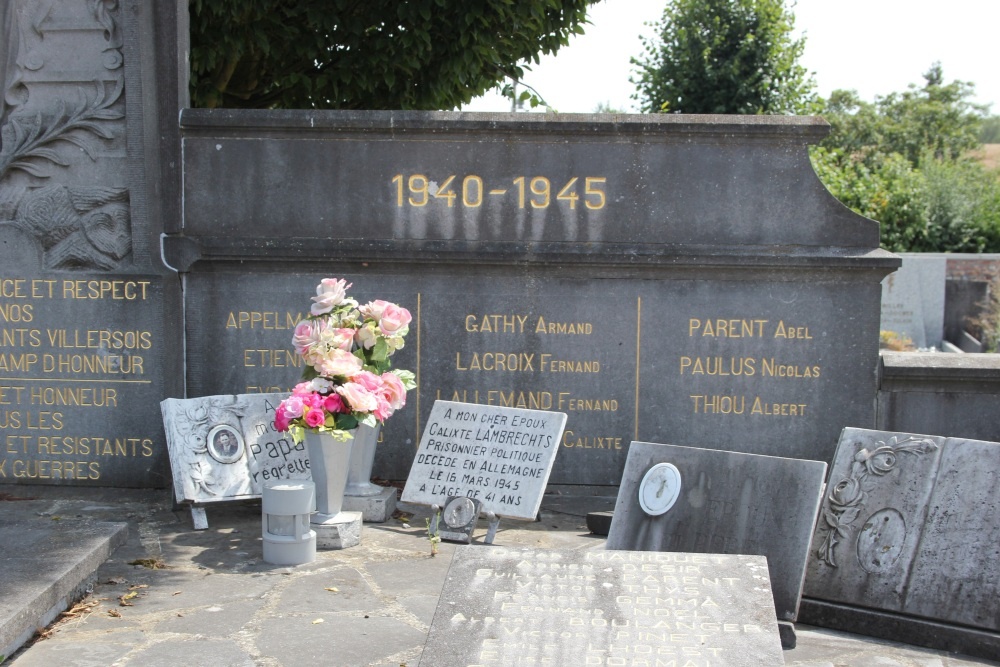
[606,441,826,622]
[419,545,783,667]
[804,427,1000,635]
[401,401,566,520]
[314,513,362,550]
[0,0,185,490]
[881,255,947,349]
[255,614,427,667]
[126,638,255,667]
[0,518,127,660]
[342,486,397,522]
[161,393,309,504]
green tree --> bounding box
[631,0,815,114]
[189,0,596,110]
[814,65,1000,253]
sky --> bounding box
[462,0,1000,114]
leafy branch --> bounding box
[0,78,124,181]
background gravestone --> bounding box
[169,111,899,487]
[606,441,826,623]
[801,427,1000,658]
[420,545,783,667]
[0,0,185,488]
[880,255,947,349]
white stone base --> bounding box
[342,486,397,523]
[312,511,363,550]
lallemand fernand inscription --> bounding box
[420,547,783,667]
[1,277,158,482]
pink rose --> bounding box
[316,348,363,377]
[304,407,326,428]
[338,382,378,413]
[274,408,290,431]
[323,393,346,414]
[311,278,352,316]
[373,394,393,421]
[361,300,411,336]
[292,319,325,355]
[381,372,407,410]
[302,392,323,409]
[282,396,305,418]
[353,370,384,393]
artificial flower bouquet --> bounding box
[273,278,416,443]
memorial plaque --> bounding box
[880,255,947,348]
[400,401,565,520]
[174,112,899,487]
[804,427,1000,633]
[161,393,310,503]
[419,545,783,667]
[0,1,185,488]
[606,442,826,622]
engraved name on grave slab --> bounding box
[607,441,826,622]
[419,546,783,667]
[401,401,565,520]
[804,427,1000,632]
[161,393,309,504]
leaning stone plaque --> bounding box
[161,393,309,504]
[801,427,1000,656]
[606,441,826,624]
[419,545,783,667]
[880,255,946,349]
[400,401,565,520]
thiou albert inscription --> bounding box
[170,111,899,486]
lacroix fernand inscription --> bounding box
[419,546,783,667]
[1,275,160,483]
[401,401,566,520]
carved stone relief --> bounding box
[0,0,130,270]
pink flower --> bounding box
[381,371,407,410]
[274,408,290,431]
[316,348,363,377]
[282,396,305,418]
[304,407,326,428]
[373,394,393,421]
[292,319,326,355]
[292,382,313,397]
[361,300,411,336]
[353,370,384,393]
[311,278,352,316]
[338,382,378,413]
[302,392,323,409]
[323,393,346,413]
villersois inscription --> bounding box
[0,276,160,483]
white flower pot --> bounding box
[344,422,383,497]
[305,430,354,522]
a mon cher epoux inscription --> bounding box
[393,175,606,210]
[437,311,623,454]
[1,278,155,481]
[465,552,766,667]
[684,317,817,418]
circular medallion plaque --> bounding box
[443,497,477,528]
[638,463,682,516]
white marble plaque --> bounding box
[401,401,566,520]
[161,393,310,503]
[880,255,946,348]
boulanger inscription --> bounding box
[1,275,159,482]
[421,547,781,667]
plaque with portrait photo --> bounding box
[439,496,481,544]
[207,424,245,464]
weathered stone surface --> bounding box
[313,512,362,550]
[880,255,947,348]
[0,0,185,488]
[401,401,565,519]
[419,545,783,667]
[161,393,310,504]
[804,427,1000,633]
[170,112,897,487]
[342,486,397,523]
[606,441,826,622]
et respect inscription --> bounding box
[1,274,167,487]
[401,401,566,520]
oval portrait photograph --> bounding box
[207,425,245,464]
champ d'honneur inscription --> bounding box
[420,546,783,667]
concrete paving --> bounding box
[1,484,998,667]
